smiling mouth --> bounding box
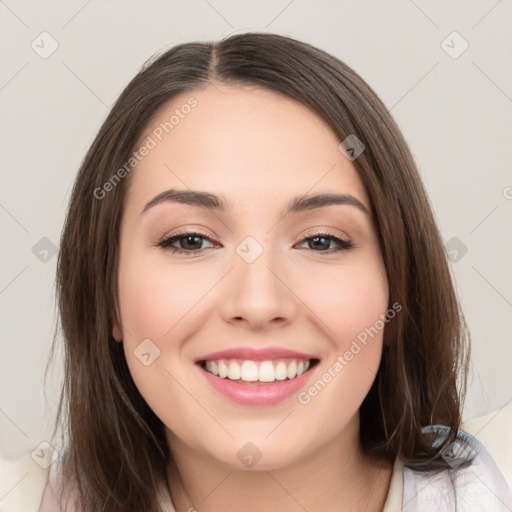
[197,358,320,385]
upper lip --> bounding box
[195,346,318,363]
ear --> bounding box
[112,321,123,342]
[112,305,123,342]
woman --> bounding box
[18,32,512,511]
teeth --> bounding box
[275,362,288,381]
[228,361,241,380]
[218,360,228,378]
[258,361,275,382]
[241,361,259,382]
[203,358,314,383]
[287,360,297,379]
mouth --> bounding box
[194,346,321,406]
[197,357,321,385]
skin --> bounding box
[112,83,393,512]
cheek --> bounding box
[117,255,217,340]
[293,259,389,431]
[297,259,389,345]
[116,255,219,421]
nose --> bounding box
[219,243,300,330]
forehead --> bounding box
[126,83,370,213]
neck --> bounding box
[165,417,393,512]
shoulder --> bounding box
[0,447,172,512]
[384,405,512,511]
[460,403,512,487]
[400,405,512,511]
[0,447,51,512]
[0,443,73,512]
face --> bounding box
[113,83,389,470]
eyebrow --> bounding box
[140,189,370,218]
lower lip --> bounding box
[197,363,317,406]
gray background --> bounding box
[1,0,511,460]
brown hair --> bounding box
[49,32,470,511]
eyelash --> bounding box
[154,230,354,256]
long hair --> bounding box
[48,32,470,511]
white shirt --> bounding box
[2,406,511,512]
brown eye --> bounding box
[156,232,217,254]
[296,232,353,252]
